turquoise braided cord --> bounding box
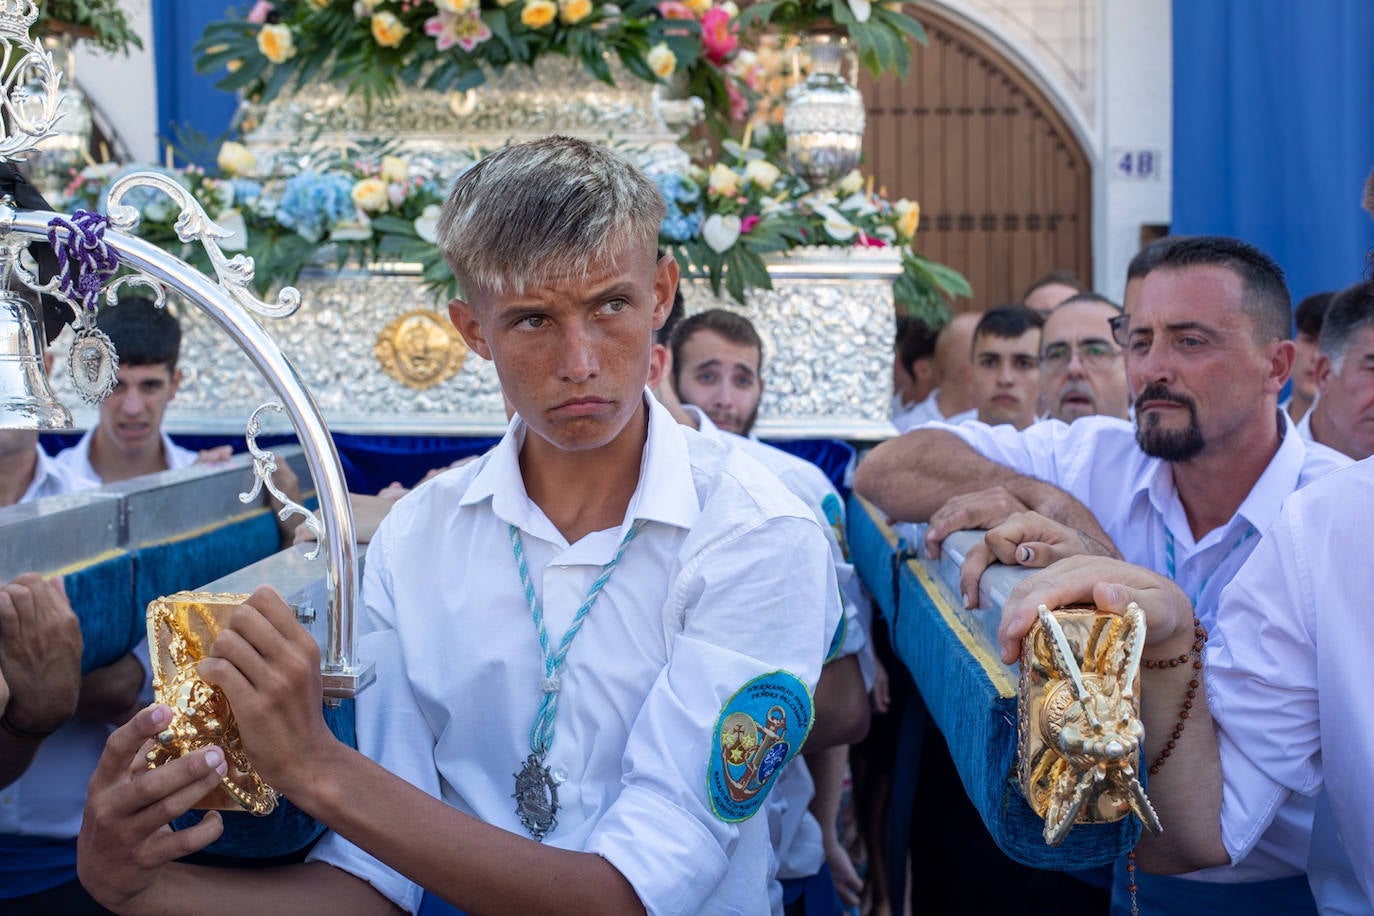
[509,520,646,756]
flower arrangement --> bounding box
[58,137,967,323]
[59,145,457,297]
[658,141,968,321]
[196,0,742,134]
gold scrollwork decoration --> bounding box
[1018,603,1162,846]
[145,591,279,816]
[374,308,468,390]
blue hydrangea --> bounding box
[274,172,357,243]
[655,171,703,242]
[232,179,264,206]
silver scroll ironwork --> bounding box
[240,401,324,559]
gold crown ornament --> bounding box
[145,592,279,816]
[1018,602,1162,846]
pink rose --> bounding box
[247,1,275,24]
[741,214,760,234]
[855,232,888,248]
[700,7,737,64]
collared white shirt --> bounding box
[929,411,1350,882]
[1295,405,1315,443]
[309,396,840,914]
[685,405,868,889]
[893,388,976,433]
[21,442,83,503]
[54,426,199,487]
[1209,458,1374,912]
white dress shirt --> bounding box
[1295,406,1315,443]
[19,443,84,502]
[54,426,199,487]
[308,396,840,914]
[1209,458,1374,912]
[685,406,869,892]
[927,412,1350,882]
[893,388,976,433]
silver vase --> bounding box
[783,33,866,188]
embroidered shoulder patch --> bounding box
[707,671,814,823]
[821,492,850,562]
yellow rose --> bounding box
[647,43,677,79]
[559,0,593,24]
[837,169,864,195]
[707,162,741,197]
[351,177,389,213]
[216,141,257,177]
[894,198,920,239]
[684,0,712,13]
[256,23,297,64]
[371,11,409,47]
[743,159,781,189]
[439,0,479,12]
[380,155,409,184]
[521,0,558,28]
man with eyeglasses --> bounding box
[855,235,1350,915]
[1039,292,1130,422]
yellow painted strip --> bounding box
[855,495,900,548]
[907,557,1018,698]
[44,547,130,578]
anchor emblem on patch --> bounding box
[706,671,814,822]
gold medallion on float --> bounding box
[374,309,468,390]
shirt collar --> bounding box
[459,391,700,541]
[22,443,65,502]
[1135,408,1307,548]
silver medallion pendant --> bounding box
[68,327,119,404]
[513,753,559,841]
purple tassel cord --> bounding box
[46,210,118,317]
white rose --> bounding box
[837,169,864,195]
[351,177,389,213]
[217,141,257,177]
[743,159,781,189]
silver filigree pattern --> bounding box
[106,171,302,319]
[48,252,899,440]
[240,402,324,557]
[0,1,61,160]
[237,55,691,183]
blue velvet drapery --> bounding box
[1171,0,1374,302]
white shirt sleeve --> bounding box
[306,523,435,914]
[1208,507,1322,867]
[586,513,837,915]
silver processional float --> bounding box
[0,0,369,823]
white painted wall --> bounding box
[1094,0,1171,301]
[71,0,159,164]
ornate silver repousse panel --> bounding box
[239,56,691,179]
[48,251,899,440]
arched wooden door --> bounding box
[858,7,1093,309]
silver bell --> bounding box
[0,286,71,429]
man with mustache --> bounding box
[1039,292,1130,423]
[854,234,1350,914]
